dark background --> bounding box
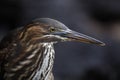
[0,0,120,80]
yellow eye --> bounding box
[49,27,56,32]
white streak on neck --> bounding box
[33,43,54,80]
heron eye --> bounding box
[49,27,56,32]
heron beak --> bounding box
[59,30,105,46]
[65,30,105,46]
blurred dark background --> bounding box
[0,0,120,80]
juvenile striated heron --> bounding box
[0,18,105,80]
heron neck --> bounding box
[32,42,55,80]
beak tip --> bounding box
[96,41,105,46]
[91,40,105,46]
[100,43,106,46]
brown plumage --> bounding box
[0,18,105,80]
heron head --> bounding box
[22,18,105,46]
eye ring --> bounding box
[49,27,56,32]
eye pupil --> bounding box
[51,28,55,31]
[50,27,55,32]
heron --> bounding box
[0,18,105,80]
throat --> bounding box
[33,43,55,80]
